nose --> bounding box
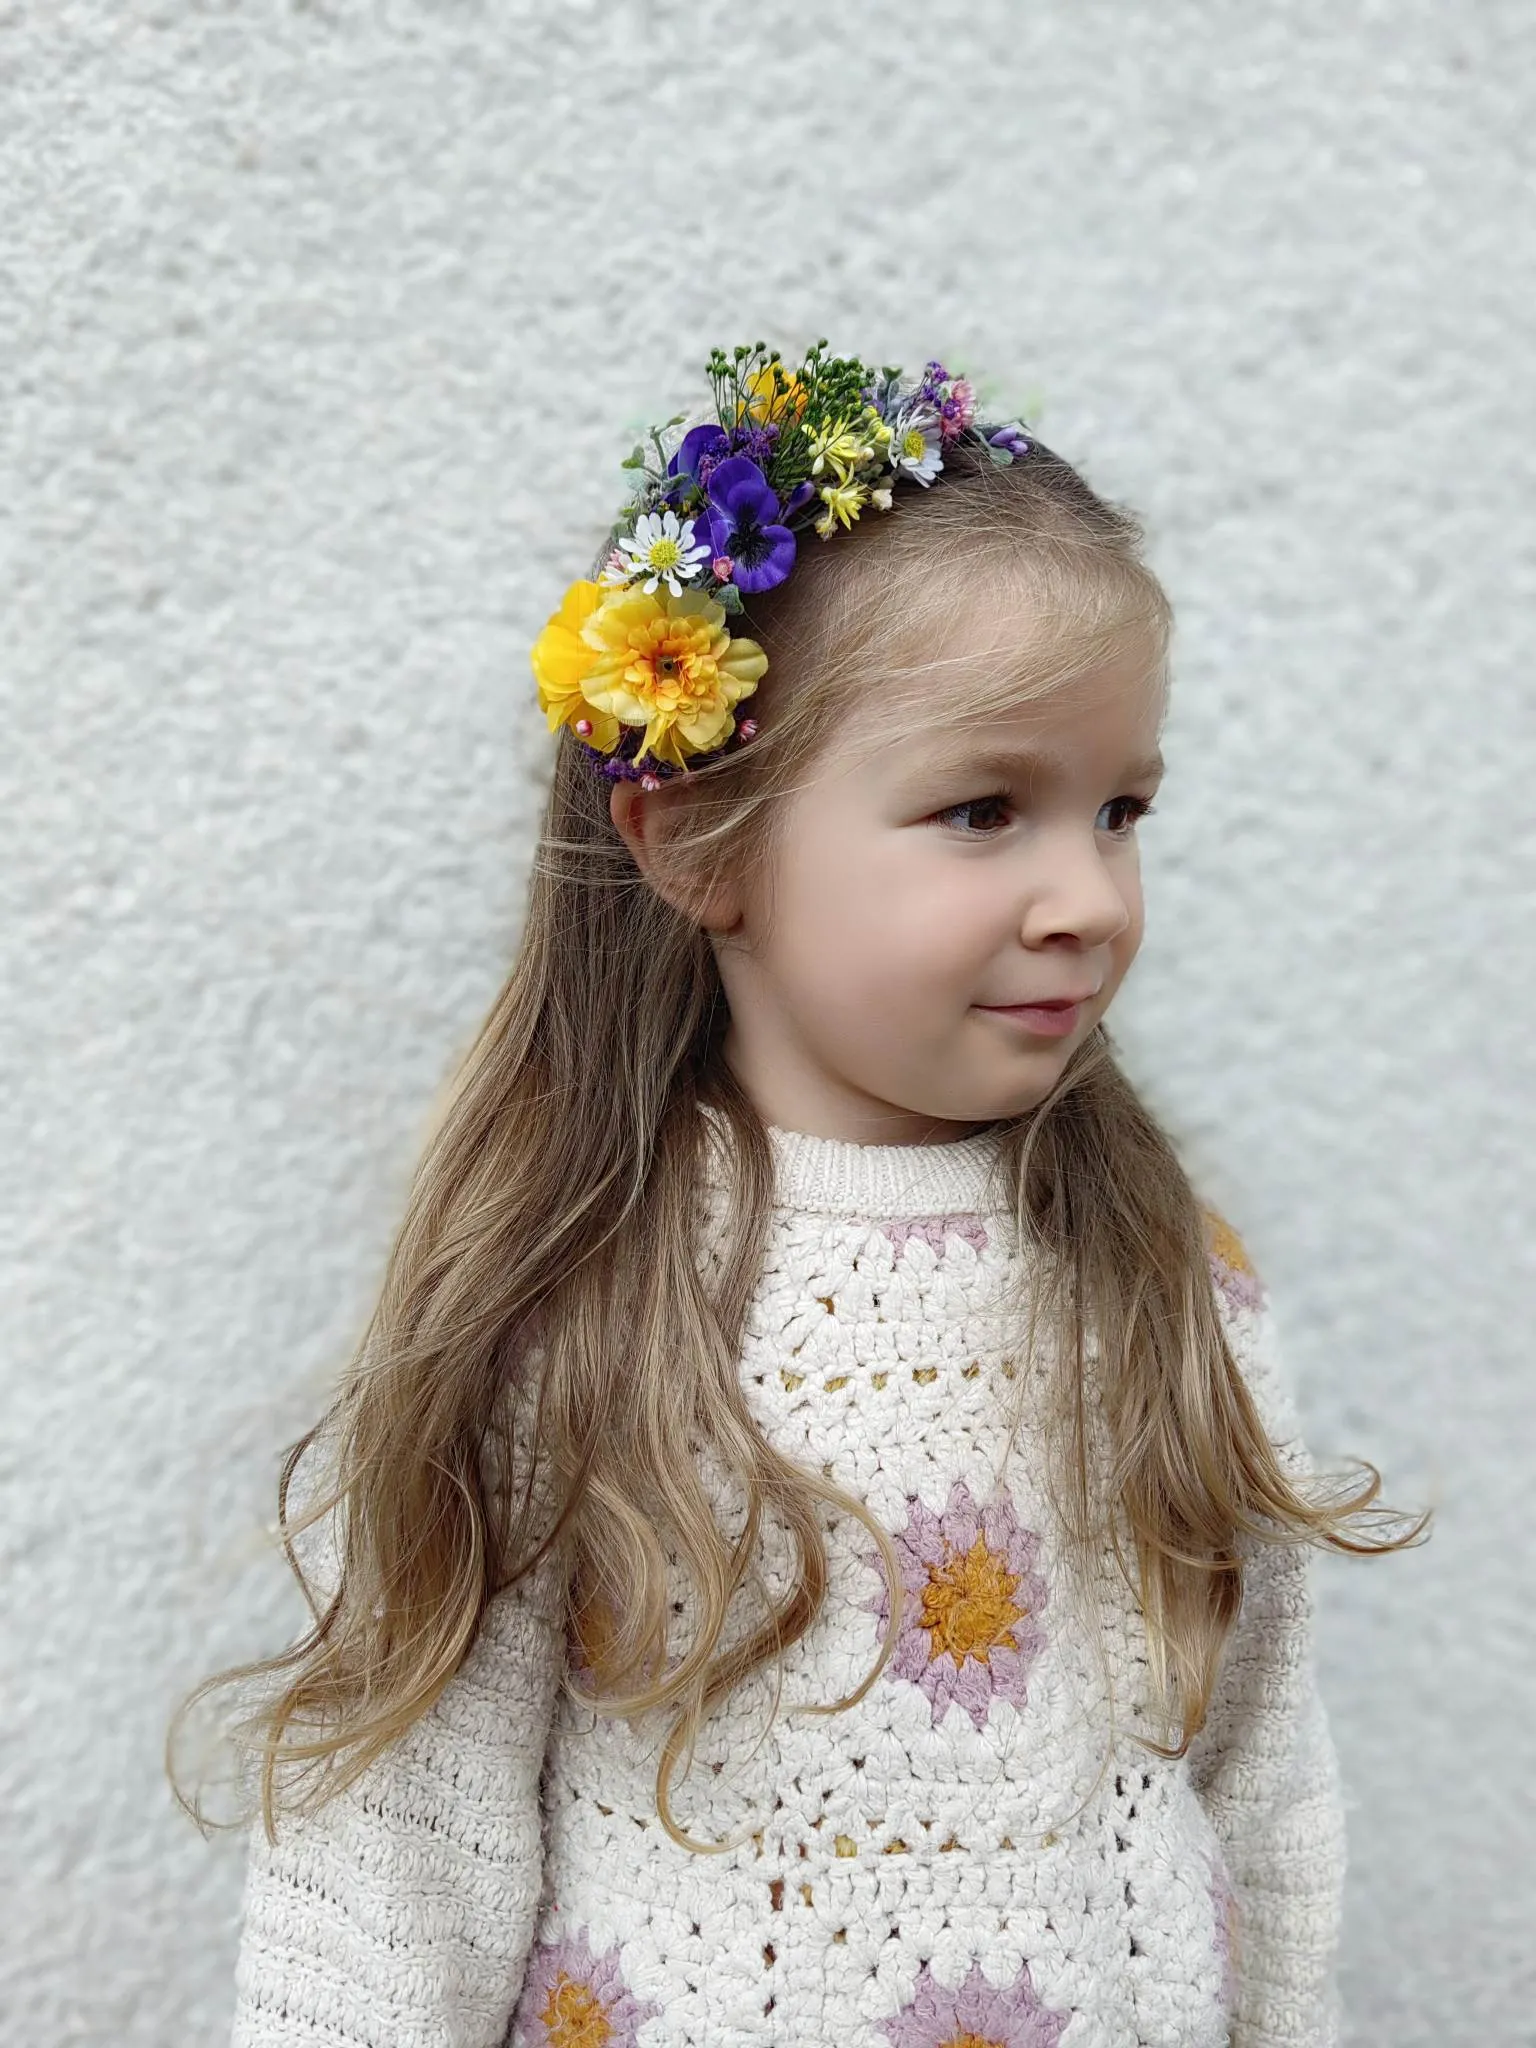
[1017,827,1134,949]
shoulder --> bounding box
[1199,1202,1269,1318]
[1198,1203,1312,1481]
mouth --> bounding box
[979,989,1098,1011]
[976,992,1097,1039]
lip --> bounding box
[977,995,1093,1038]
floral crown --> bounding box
[531,341,1036,788]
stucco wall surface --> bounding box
[4,3,1532,2043]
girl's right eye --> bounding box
[931,792,1014,837]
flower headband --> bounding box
[531,341,1036,788]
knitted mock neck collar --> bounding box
[700,1104,1012,1219]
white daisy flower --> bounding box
[613,509,711,595]
[890,405,944,487]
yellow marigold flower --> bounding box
[530,580,622,751]
[579,587,767,768]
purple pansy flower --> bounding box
[667,422,730,484]
[868,1479,1050,1730]
[698,455,798,593]
[513,1929,659,2048]
[879,1958,1070,2048]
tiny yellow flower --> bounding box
[530,580,622,751]
[807,420,869,482]
[818,479,868,532]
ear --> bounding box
[609,779,744,935]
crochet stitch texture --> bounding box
[231,1115,1345,2047]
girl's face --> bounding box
[617,635,1167,1147]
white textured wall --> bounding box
[5,4,1531,2042]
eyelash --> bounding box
[931,792,1158,839]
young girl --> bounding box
[198,342,1425,2048]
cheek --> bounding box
[769,831,952,998]
[781,880,922,998]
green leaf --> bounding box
[715,582,744,614]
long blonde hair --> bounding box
[175,434,1427,1848]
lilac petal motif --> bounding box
[868,1481,1049,1730]
[883,1214,990,1260]
[879,1958,1071,2048]
[513,1928,660,2048]
[1204,1209,1267,1315]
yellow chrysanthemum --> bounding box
[529,580,622,751]
[579,587,767,768]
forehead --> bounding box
[844,646,1168,791]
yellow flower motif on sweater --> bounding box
[542,1975,612,2048]
[920,1532,1027,1667]
[515,1930,658,2048]
[530,580,622,751]
[870,1481,1050,1730]
[1204,1208,1254,1274]
[578,587,767,768]
[1203,1205,1267,1313]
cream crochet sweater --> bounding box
[231,1115,1345,2048]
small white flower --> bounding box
[614,508,711,596]
[890,404,944,487]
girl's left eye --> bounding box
[931,793,1158,839]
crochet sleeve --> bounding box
[1185,1226,1348,2048]
[230,1414,567,2048]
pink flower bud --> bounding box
[737,718,759,741]
[574,717,593,737]
[639,772,662,792]
[712,556,734,582]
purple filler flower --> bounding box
[917,358,954,404]
[699,455,797,593]
[879,1959,1070,2048]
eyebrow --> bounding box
[903,744,1166,786]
